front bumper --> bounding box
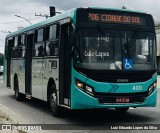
[71,69,157,109]
[71,85,157,109]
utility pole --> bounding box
[35,13,50,19]
[35,6,61,19]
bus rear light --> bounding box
[148,81,157,95]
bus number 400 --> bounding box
[132,85,142,91]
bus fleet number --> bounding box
[132,85,142,91]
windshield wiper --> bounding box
[96,25,114,48]
[124,30,139,57]
[128,30,139,47]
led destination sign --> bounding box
[77,9,154,26]
[88,13,143,24]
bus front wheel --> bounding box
[115,107,129,113]
[49,85,62,117]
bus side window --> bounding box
[34,29,45,57]
[46,41,58,56]
[50,25,57,40]
[18,34,26,58]
[11,37,17,58]
[17,36,21,58]
[45,24,59,56]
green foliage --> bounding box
[0,53,4,66]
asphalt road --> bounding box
[0,76,160,133]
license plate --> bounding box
[116,97,130,103]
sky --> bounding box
[0,0,160,53]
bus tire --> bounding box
[14,77,22,101]
[49,85,62,117]
[115,107,129,113]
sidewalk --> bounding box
[0,109,20,133]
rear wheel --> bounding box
[115,107,129,113]
[14,77,22,101]
[49,85,63,117]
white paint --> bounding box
[0,103,10,111]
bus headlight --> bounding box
[75,78,94,96]
[75,79,84,90]
[148,81,157,95]
[77,82,84,88]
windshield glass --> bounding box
[74,28,156,70]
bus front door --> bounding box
[25,33,34,98]
[6,39,12,87]
[59,24,72,107]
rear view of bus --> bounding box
[72,8,157,112]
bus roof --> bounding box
[6,7,147,38]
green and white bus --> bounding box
[4,7,157,117]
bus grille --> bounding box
[74,67,155,83]
[87,72,152,83]
[95,92,148,104]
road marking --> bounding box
[0,103,10,110]
[0,103,16,115]
[11,111,16,115]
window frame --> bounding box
[44,23,60,57]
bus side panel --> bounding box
[18,59,25,94]
[11,59,25,94]
[32,59,43,100]
[42,58,59,102]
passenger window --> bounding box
[50,25,57,40]
[14,37,18,47]
[12,37,19,58]
[45,24,59,56]
[21,34,25,45]
[22,46,26,58]
[46,41,59,56]
[34,43,44,57]
[37,29,43,42]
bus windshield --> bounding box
[74,28,156,70]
